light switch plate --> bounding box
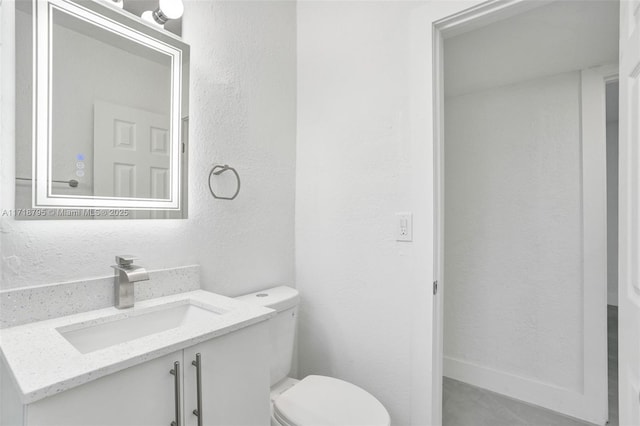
[396,212,413,242]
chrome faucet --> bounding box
[112,255,149,309]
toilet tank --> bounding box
[235,286,299,386]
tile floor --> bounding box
[442,305,618,426]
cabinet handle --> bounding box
[170,361,182,426]
[192,353,203,426]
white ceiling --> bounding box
[444,0,619,97]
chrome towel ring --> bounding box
[208,164,241,200]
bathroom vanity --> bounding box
[0,291,275,426]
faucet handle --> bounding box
[115,255,137,267]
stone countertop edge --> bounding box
[0,290,276,405]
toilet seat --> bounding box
[272,375,390,426]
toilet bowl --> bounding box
[236,286,390,426]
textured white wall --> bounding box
[444,73,584,391]
[606,119,618,306]
[0,0,296,294]
[295,2,482,424]
[296,4,414,424]
[0,0,5,286]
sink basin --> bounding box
[57,302,222,354]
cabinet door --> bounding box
[183,323,271,426]
[27,350,183,426]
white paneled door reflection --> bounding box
[94,100,170,219]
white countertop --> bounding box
[0,290,275,404]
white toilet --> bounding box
[237,286,391,426]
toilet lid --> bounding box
[273,375,390,426]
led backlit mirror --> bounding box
[15,0,189,219]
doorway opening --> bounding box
[436,1,619,425]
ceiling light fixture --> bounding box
[141,0,184,28]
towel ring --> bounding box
[208,164,241,200]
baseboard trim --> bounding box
[443,356,606,425]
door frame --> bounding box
[432,3,616,425]
[617,2,640,424]
[580,63,619,423]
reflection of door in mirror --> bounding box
[93,101,171,219]
[50,7,173,200]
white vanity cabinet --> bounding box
[3,323,270,426]
[182,323,271,426]
[25,350,181,426]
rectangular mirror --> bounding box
[15,0,189,219]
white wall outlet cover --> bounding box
[396,212,413,242]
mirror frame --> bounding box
[31,0,188,211]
